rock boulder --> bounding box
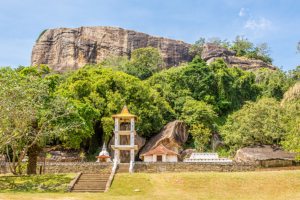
[234,145,297,167]
[201,43,276,70]
[139,120,188,159]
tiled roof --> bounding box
[141,144,178,157]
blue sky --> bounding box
[0,0,299,71]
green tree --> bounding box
[231,36,253,57]
[124,47,164,79]
[181,99,217,129]
[209,59,259,114]
[180,99,217,150]
[100,56,129,71]
[148,57,259,116]
[147,57,215,115]
[288,66,300,81]
[254,68,291,100]
[189,37,206,58]
[230,36,272,63]
[221,98,286,153]
[190,124,212,151]
[281,82,300,158]
[0,68,88,174]
[56,65,174,145]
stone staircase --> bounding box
[71,173,110,192]
[117,163,130,173]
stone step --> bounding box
[79,178,109,180]
[73,184,106,190]
[71,172,110,193]
[72,189,105,192]
[80,175,109,177]
[75,183,107,186]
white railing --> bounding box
[105,160,118,192]
[190,153,219,159]
[129,161,134,173]
[184,153,232,163]
[184,158,232,163]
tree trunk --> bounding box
[27,144,40,175]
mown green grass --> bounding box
[0,170,300,200]
[0,174,74,192]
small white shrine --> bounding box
[141,144,178,163]
[183,153,232,163]
[111,106,137,173]
[96,143,111,162]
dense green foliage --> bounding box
[124,47,164,79]
[281,82,300,157]
[230,36,272,64]
[0,67,89,174]
[56,66,174,140]
[221,98,286,153]
[221,81,300,155]
[0,44,299,169]
[147,57,259,116]
[101,47,164,80]
[254,68,292,100]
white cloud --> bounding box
[239,8,246,17]
[244,17,272,31]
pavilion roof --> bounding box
[112,106,137,119]
[141,144,178,157]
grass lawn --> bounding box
[0,174,74,192]
[0,170,300,200]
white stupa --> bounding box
[96,143,112,162]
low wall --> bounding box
[134,162,255,173]
[256,159,294,168]
[37,162,113,174]
[0,162,256,174]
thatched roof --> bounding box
[235,145,296,162]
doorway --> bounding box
[157,155,162,162]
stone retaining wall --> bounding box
[134,162,255,173]
[1,162,255,174]
[37,162,113,174]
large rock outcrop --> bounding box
[234,145,296,167]
[31,26,191,71]
[139,120,188,159]
[201,43,276,70]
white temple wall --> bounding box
[144,155,153,162]
[166,155,178,162]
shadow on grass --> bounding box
[0,174,74,192]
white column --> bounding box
[114,149,120,163]
[114,118,119,146]
[130,118,135,146]
[130,118,135,131]
[130,149,135,163]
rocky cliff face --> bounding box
[201,43,276,70]
[31,26,191,71]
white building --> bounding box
[141,144,178,162]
